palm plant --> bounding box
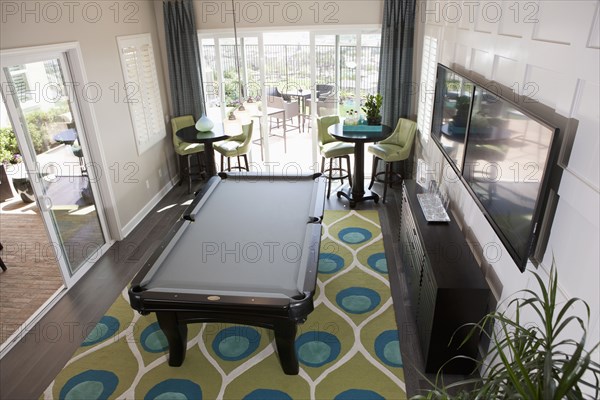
[413,263,600,399]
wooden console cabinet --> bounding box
[400,180,490,374]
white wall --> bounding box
[195,0,383,30]
[0,0,176,236]
[416,0,599,359]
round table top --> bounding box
[176,124,229,143]
[328,123,393,143]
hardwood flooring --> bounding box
[0,178,469,399]
[0,209,64,344]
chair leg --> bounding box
[243,154,249,171]
[178,155,185,186]
[186,155,192,194]
[383,162,391,203]
[327,158,334,198]
[237,155,242,170]
[369,156,378,190]
[220,154,225,173]
[321,157,326,174]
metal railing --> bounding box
[201,44,381,107]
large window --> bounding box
[199,29,381,114]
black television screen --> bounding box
[431,65,475,171]
[461,86,558,270]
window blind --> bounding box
[417,35,438,142]
[117,34,165,155]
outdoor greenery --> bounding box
[0,104,70,163]
[0,127,20,164]
[413,264,600,400]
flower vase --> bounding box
[195,114,214,132]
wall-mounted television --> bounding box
[431,64,560,271]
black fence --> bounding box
[201,44,380,106]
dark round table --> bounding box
[329,123,393,208]
[176,124,229,177]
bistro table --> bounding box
[329,123,393,208]
[53,128,78,145]
[176,124,229,177]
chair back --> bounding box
[317,115,340,146]
[381,118,417,158]
[268,95,285,109]
[171,115,195,150]
[236,120,254,155]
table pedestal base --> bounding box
[336,186,380,208]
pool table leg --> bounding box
[157,312,188,367]
[274,321,299,375]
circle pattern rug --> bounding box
[43,210,406,399]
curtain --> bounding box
[377,0,417,126]
[163,0,205,118]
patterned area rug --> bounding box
[43,210,406,399]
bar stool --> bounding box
[318,115,354,198]
[367,118,417,203]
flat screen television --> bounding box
[431,64,560,271]
[431,65,475,172]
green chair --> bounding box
[214,120,254,171]
[171,115,205,194]
[367,118,417,203]
[317,115,354,198]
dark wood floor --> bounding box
[0,178,468,399]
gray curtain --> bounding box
[378,0,416,126]
[163,0,205,118]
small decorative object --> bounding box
[195,114,214,132]
[362,93,383,125]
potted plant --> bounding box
[413,263,600,399]
[362,93,383,125]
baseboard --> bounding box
[120,175,179,238]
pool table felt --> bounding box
[141,175,324,298]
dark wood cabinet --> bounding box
[400,180,491,374]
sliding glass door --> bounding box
[199,28,381,174]
[1,52,109,278]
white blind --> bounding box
[117,34,165,155]
[417,35,438,142]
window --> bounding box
[417,35,438,142]
[117,33,165,155]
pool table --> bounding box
[129,172,326,374]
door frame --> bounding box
[0,42,118,356]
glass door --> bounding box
[1,53,109,278]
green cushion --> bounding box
[171,115,205,156]
[214,140,243,157]
[175,141,204,155]
[368,143,408,162]
[320,141,354,158]
[214,121,254,158]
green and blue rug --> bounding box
[44,210,407,399]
